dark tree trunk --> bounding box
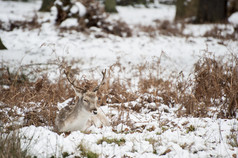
[117,0,147,6]
[196,0,227,23]
[39,0,55,12]
[105,0,118,13]
[0,37,7,50]
[228,0,238,16]
[176,0,228,23]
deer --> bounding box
[55,68,110,132]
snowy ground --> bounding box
[0,0,238,158]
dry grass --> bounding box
[0,13,41,31]
[137,20,185,37]
[204,25,237,41]
[0,132,28,158]
[193,53,238,118]
[0,65,74,130]
[137,20,238,41]
[0,51,237,133]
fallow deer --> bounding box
[55,69,109,132]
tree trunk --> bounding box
[105,0,118,13]
[117,0,147,6]
[175,0,199,22]
[227,0,238,16]
[175,0,228,23]
[0,37,7,50]
[196,0,227,23]
[39,0,55,12]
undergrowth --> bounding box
[204,25,238,41]
[137,20,185,37]
[137,20,237,40]
[56,0,132,37]
[227,122,238,148]
[0,132,28,158]
[0,51,237,132]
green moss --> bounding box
[97,137,126,146]
[79,144,98,158]
[104,0,118,13]
[186,125,196,133]
[62,152,69,158]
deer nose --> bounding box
[92,109,97,115]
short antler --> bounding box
[64,67,86,92]
[93,69,106,92]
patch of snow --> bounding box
[70,2,86,17]
[75,2,86,17]
[228,11,238,25]
[2,85,10,90]
[60,18,78,28]
[109,4,175,25]
[57,98,73,110]
[14,115,238,157]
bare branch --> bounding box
[63,67,86,92]
[93,69,106,92]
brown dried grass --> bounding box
[204,26,237,41]
[0,66,74,130]
[137,20,185,37]
[0,132,28,158]
[1,51,237,132]
[0,13,41,31]
[193,53,238,118]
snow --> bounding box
[75,2,87,17]
[109,5,175,24]
[16,113,238,157]
[69,1,86,17]
[0,0,238,158]
[60,18,79,28]
[229,11,238,25]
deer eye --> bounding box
[83,99,88,102]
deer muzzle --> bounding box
[92,109,97,115]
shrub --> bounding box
[56,0,132,37]
[193,53,238,118]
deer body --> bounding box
[55,92,98,132]
[59,107,91,132]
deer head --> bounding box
[64,68,106,115]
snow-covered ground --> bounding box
[0,0,238,158]
[17,106,238,157]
